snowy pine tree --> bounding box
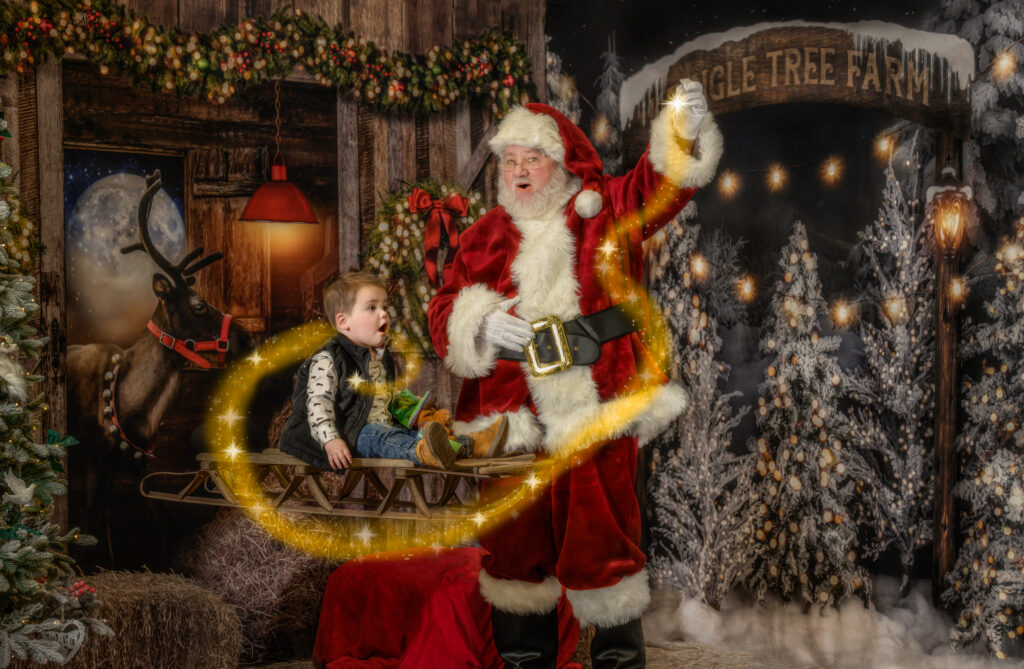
[545,37,581,125]
[647,218,757,610]
[0,128,109,666]
[746,222,871,608]
[846,149,936,590]
[592,33,625,175]
[943,215,1024,660]
[928,0,1024,231]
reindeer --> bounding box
[68,171,250,566]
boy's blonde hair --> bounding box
[322,270,387,319]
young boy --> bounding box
[278,270,507,471]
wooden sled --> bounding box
[139,448,538,521]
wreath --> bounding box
[363,181,486,356]
[0,0,533,117]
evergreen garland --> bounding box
[0,0,533,116]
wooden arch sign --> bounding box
[621,22,975,141]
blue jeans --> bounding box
[355,422,422,463]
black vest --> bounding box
[278,333,396,471]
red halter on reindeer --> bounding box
[67,170,244,566]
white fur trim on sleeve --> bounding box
[453,406,543,455]
[647,110,723,190]
[444,284,507,378]
[489,106,565,162]
[565,569,651,627]
[479,572,562,615]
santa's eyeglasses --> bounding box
[502,155,547,172]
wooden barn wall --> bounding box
[13,0,545,544]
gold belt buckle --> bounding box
[524,315,573,377]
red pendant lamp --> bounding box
[240,79,318,224]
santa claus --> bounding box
[428,80,722,667]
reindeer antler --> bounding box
[120,170,223,287]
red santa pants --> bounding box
[477,435,650,627]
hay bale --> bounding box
[24,571,242,669]
[175,509,337,663]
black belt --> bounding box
[496,305,636,374]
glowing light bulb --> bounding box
[821,156,843,186]
[592,115,612,146]
[766,164,787,192]
[718,170,740,198]
[993,51,1016,82]
[874,135,896,163]
[736,275,756,302]
[950,276,968,304]
[883,295,908,324]
[690,254,709,281]
[830,299,857,328]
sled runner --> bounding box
[139,448,537,520]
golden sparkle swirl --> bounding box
[207,167,695,561]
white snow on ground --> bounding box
[643,576,1011,669]
[619,21,976,129]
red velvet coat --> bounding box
[427,144,710,455]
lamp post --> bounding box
[927,138,972,604]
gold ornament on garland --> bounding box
[0,0,533,117]
[363,180,485,356]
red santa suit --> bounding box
[428,102,722,628]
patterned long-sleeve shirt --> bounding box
[306,349,392,447]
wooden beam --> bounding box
[337,94,359,272]
[35,59,68,530]
[456,124,497,192]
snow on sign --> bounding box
[621,21,974,138]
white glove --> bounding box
[480,297,535,349]
[670,79,708,141]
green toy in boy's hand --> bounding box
[389,389,431,429]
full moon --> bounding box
[67,173,186,346]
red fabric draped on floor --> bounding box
[313,546,581,668]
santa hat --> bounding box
[489,103,604,219]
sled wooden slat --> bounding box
[141,448,539,520]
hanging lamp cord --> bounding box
[273,78,282,164]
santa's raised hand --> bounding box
[669,79,708,141]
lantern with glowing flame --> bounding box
[926,166,972,256]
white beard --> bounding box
[497,166,579,221]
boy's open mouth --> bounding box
[378,323,388,334]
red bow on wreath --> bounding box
[408,188,469,288]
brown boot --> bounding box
[465,415,509,459]
[415,422,457,469]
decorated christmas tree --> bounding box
[943,215,1024,660]
[927,0,1024,232]
[647,219,757,610]
[592,33,625,176]
[745,222,871,608]
[846,148,936,590]
[545,37,581,125]
[0,109,108,667]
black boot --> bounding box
[590,618,646,669]
[490,607,559,668]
